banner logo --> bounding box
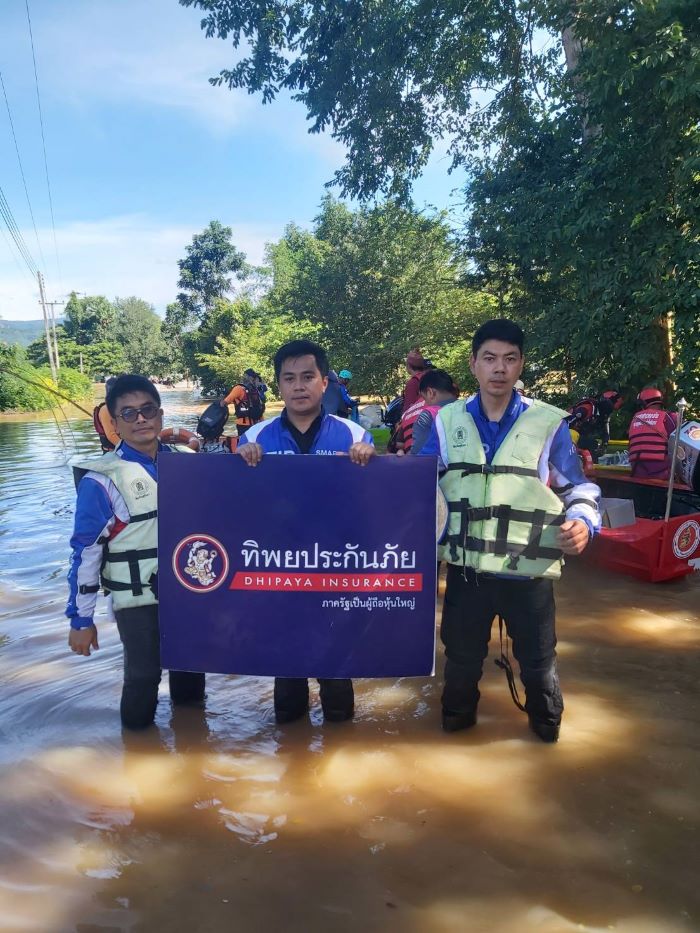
[173,534,229,592]
[672,520,700,560]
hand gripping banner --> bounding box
[158,453,439,677]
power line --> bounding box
[0,70,47,273]
[0,183,39,278]
[24,0,62,288]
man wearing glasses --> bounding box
[66,374,205,730]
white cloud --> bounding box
[13,0,251,133]
[0,214,284,321]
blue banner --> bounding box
[158,453,438,677]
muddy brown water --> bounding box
[0,389,698,932]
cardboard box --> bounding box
[600,497,636,529]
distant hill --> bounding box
[0,318,63,348]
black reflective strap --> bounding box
[495,507,510,557]
[129,510,158,523]
[447,461,539,479]
[456,504,565,526]
[522,508,547,561]
[566,497,599,509]
[102,548,158,597]
[551,482,574,494]
[78,583,100,594]
[494,615,527,713]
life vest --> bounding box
[72,446,193,611]
[437,400,567,579]
[92,403,116,452]
[628,408,672,465]
[397,401,441,453]
[234,383,264,424]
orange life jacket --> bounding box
[628,408,672,464]
[397,401,442,453]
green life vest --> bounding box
[72,445,192,610]
[438,399,568,579]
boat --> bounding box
[583,412,700,583]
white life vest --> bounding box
[438,400,567,579]
[72,445,192,610]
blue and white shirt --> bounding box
[66,441,166,629]
[239,409,372,455]
[420,392,601,536]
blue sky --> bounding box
[0,0,465,321]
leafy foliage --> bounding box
[263,197,495,396]
[177,220,248,320]
[180,0,558,200]
[0,343,90,411]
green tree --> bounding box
[113,296,168,376]
[0,343,91,412]
[177,221,248,320]
[180,0,555,199]
[264,197,494,396]
[62,293,120,345]
[467,0,700,405]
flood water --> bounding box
[0,389,698,933]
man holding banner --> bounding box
[421,320,600,742]
[237,339,375,724]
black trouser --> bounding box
[274,677,354,718]
[115,605,206,730]
[440,564,563,725]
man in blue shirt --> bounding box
[67,375,205,729]
[238,340,375,723]
[421,320,600,742]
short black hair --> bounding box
[472,319,524,355]
[106,374,161,416]
[274,340,329,380]
[419,368,458,395]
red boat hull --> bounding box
[584,467,700,583]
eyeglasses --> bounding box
[117,403,160,423]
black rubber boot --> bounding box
[441,707,477,733]
[274,677,310,723]
[528,716,560,743]
[169,671,206,706]
[319,679,354,722]
[120,681,159,730]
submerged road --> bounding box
[0,389,698,932]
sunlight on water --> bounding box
[0,389,698,932]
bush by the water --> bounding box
[0,344,92,412]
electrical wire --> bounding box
[0,184,39,277]
[0,69,47,273]
[24,0,62,289]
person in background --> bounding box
[338,370,360,422]
[420,319,600,743]
[237,339,375,725]
[254,372,268,415]
[567,389,623,462]
[514,379,525,396]
[409,369,459,456]
[93,376,121,452]
[628,387,678,479]
[322,369,349,417]
[66,375,205,730]
[222,368,265,436]
[401,349,432,413]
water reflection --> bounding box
[0,390,698,932]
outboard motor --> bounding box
[672,421,700,494]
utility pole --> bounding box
[43,297,63,372]
[37,271,57,383]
